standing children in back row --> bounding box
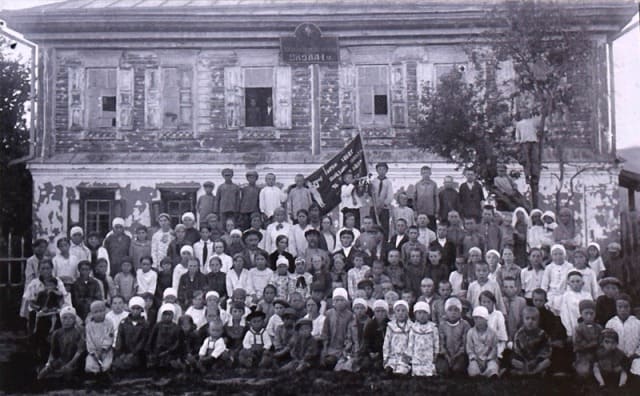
[26,162,640,385]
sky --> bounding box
[1,0,639,150]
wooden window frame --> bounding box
[86,68,118,130]
[356,65,391,127]
[155,188,198,228]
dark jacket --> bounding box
[116,316,150,356]
[458,182,484,221]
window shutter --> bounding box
[339,65,356,129]
[117,68,134,130]
[113,199,126,219]
[179,67,193,126]
[416,62,434,112]
[390,63,407,127]
[145,68,162,128]
[224,66,244,129]
[68,66,85,129]
[67,199,81,230]
[274,66,292,129]
[151,200,163,228]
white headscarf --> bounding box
[511,207,530,228]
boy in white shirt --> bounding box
[559,271,593,338]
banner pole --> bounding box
[357,132,381,225]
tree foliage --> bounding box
[0,37,32,248]
[414,66,516,187]
[0,38,29,165]
[414,0,596,208]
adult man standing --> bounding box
[412,165,439,231]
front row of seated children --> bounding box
[37,283,637,387]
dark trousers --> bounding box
[520,141,540,182]
[371,208,390,240]
[436,354,468,376]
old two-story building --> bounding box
[2,0,636,246]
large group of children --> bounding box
[21,164,638,387]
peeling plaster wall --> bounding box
[30,162,620,248]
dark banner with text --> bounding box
[306,134,368,216]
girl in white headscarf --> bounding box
[540,244,574,315]
[527,209,549,250]
[586,242,606,279]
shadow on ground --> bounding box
[2,331,640,395]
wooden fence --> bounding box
[620,210,640,302]
[0,234,27,326]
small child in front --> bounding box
[38,306,85,379]
[510,306,552,376]
[573,299,602,378]
[466,306,500,378]
[605,294,640,378]
[85,301,114,374]
[437,297,470,377]
[113,296,149,372]
[383,300,412,375]
[146,304,181,371]
[239,310,272,368]
[406,301,439,376]
[198,319,232,372]
[280,318,319,372]
[594,329,629,387]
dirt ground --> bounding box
[2,331,640,395]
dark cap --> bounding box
[246,310,266,322]
[242,229,263,242]
[281,307,297,319]
[295,318,313,330]
[203,181,215,188]
[357,279,374,289]
[304,229,321,239]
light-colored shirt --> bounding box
[52,254,79,282]
[151,229,174,269]
[540,261,574,314]
[199,336,227,358]
[605,315,640,375]
[289,224,312,258]
[242,328,272,350]
[487,309,508,357]
[136,269,157,295]
[515,116,541,143]
[185,306,207,329]
[225,268,251,298]
[520,267,544,299]
[194,240,215,274]
[264,222,292,254]
[69,242,91,263]
[172,264,188,290]
[340,184,359,209]
[248,267,274,299]
[347,265,371,299]
[106,310,129,347]
[466,279,506,314]
[259,185,286,218]
[560,289,592,337]
[418,227,436,248]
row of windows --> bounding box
[71,189,196,238]
[76,63,466,131]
